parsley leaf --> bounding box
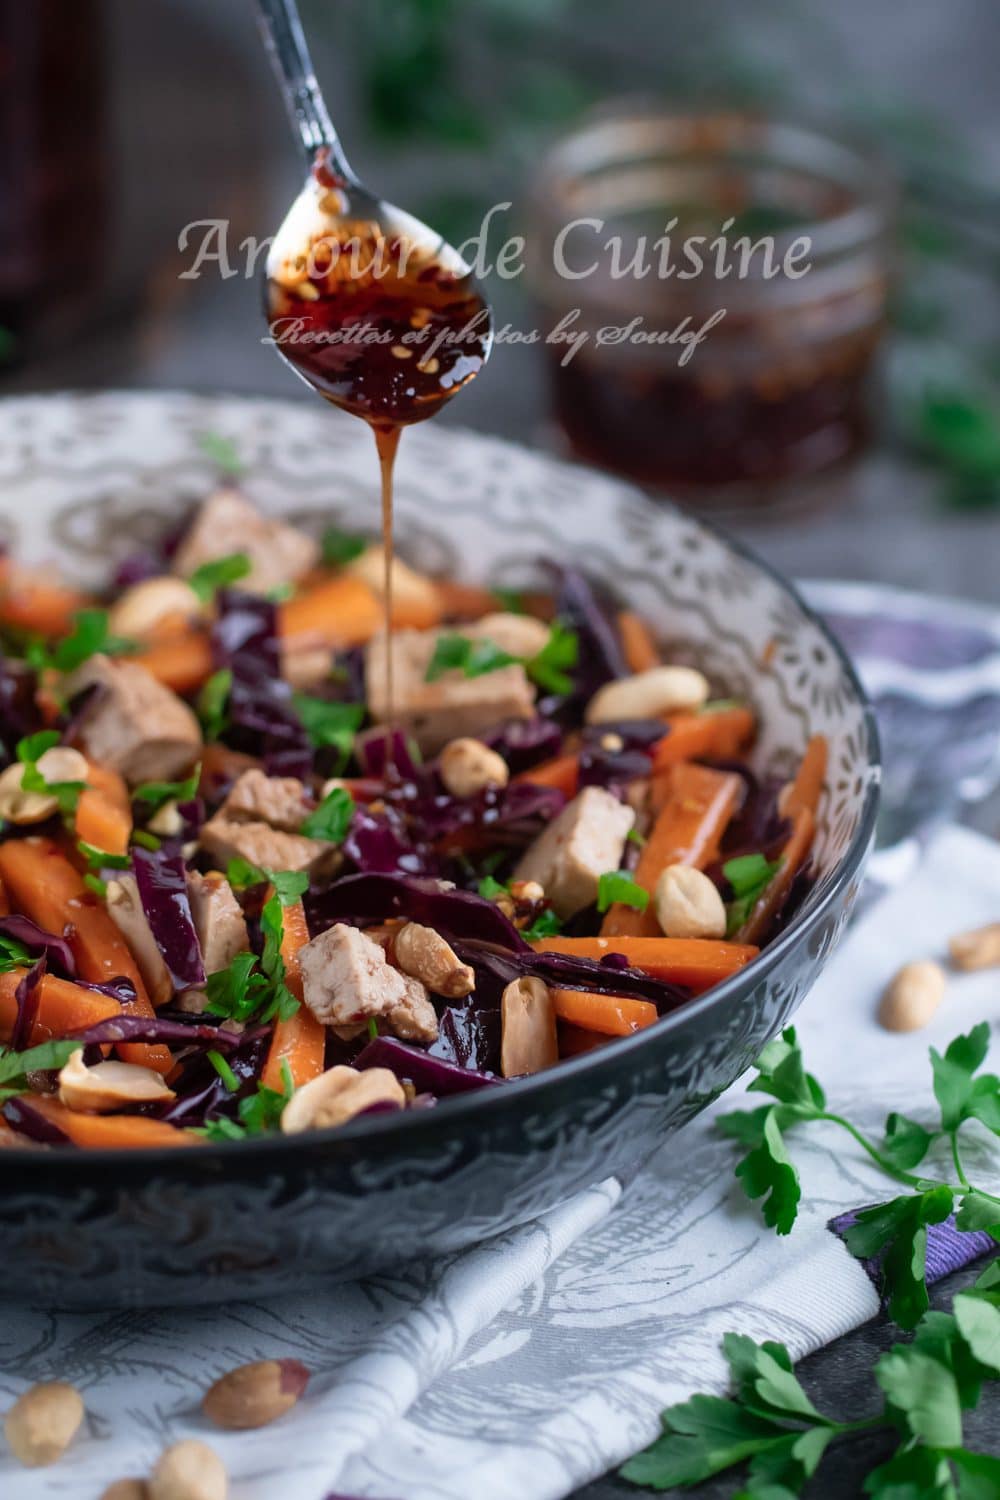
[77,840,132,873]
[321,526,367,567]
[198,430,243,475]
[522,909,563,942]
[424,633,520,682]
[930,1023,998,1133]
[0,1039,81,1102]
[732,1106,803,1236]
[0,933,32,973]
[197,668,232,741]
[187,552,252,604]
[48,609,134,673]
[596,870,649,914]
[132,766,201,814]
[292,695,364,769]
[525,621,579,696]
[723,852,783,936]
[478,875,508,901]
[270,870,309,906]
[15,731,86,816]
[844,1189,955,1330]
[206,1049,240,1093]
[301,785,355,842]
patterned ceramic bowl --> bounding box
[0,392,879,1307]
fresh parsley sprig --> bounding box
[621,1261,1000,1498]
[197,668,232,742]
[194,1057,295,1140]
[423,621,580,697]
[26,608,135,675]
[301,785,355,842]
[321,526,367,567]
[15,731,86,817]
[292,695,364,771]
[717,1024,1000,1328]
[723,853,783,936]
[206,869,308,1025]
[132,765,201,815]
[187,553,251,605]
[0,1040,81,1104]
[597,870,649,914]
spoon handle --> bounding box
[255,0,357,181]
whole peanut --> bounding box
[878,960,947,1032]
[149,1440,227,1500]
[4,1381,84,1467]
[203,1359,309,1431]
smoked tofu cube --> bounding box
[198,818,329,876]
[216,769,313,833]
[299,923,411,1028]
[513,786,636,919]
[172,487,319,595]
[186,871,249,975]
[65,654,202,786]
[366,628,536,755]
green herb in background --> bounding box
[526,622,579,697]
[15,731,86,817]
[717,1024,1000,1328]
[301,785,356,842]
[25,609,135,676]
[198,431,243,476]
[197,668,232,742]
[521,908,563,941]
[321,527,367,567]
[132,766,201,814]
[292,696,364,769]
[425,633,520,682]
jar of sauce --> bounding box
[527,107,895,510]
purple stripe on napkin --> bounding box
[830,1208,997,1292]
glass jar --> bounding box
[526,107,896,510]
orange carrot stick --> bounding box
[618,611,661,673]
[650,706,756,775]
[131,631,214,696]
[262,897,325,1091]
[0,969,121,1044]
[8,1095,198,1150]
[603,763,742,938]
[0,838,171,1073]
[781,735,828,820]
[436,580,502,621]
[75,761,133,857]
[513,752,581,799]
[551,988,658,1036]
[279,575,382,649]
[531,935,758,994]
[733,808,816,946]
[557,1021,611,1058]
[0,568,91,637]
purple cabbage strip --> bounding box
[0,654,42,764]
[0,915,75,976]
[480,716,563,774]
[343,805,441,878]
[355,1036,498,1094]
[356,726,422,783]
[305,872,529,951]
[75,976,139,1006]
[549,565,628,698]
[454,939,688,1014]
[159,1029,271,1128]
[63,1015,249,1048]
[10,955,47,1053]
[431,1000,501,1076]
[211,590,312,779]
[3,1096,70,1145]
[112,548,162,589]
[132,845,206,990]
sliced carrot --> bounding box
[513,752,581,799]
[0,568,91,637]
[781,735,828,820]
[531,935,758,994]
[262,897,325,1091]
[618,611,660,673]
[551,988,658,1036]
[131,631,214,696]
[9,1095,198,1150]
[0,838,171,1074]
[0,968,121,1044]
[75,761,133,857]
[436,580,502,621]
[603,763,742,938]
[279,575,382,649]
[734,808,816,946]
[650,706,756,775]
[557,1021,611,1058]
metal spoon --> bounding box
[256,0,493,429]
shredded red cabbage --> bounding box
[305,872,529,951]
[480,716,563,773]
[2,1096,69,1145]
[0,915,76,976]
[10,955,47,1052]
[453,939,688,1013]
[355,1036,498,1093]
[550,565,628,700]
[211,590,312,778]
[132,845,206,990]
[64,1015,248,1048]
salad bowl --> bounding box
[0,391,879,1308]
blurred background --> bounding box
[1,0,998,595]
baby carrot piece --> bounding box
[781,735,828,820]
[262,897,325,1091]
[531,935,758,995]
[75,761,133,857]
[280,575,382,649]
[131,630,214,695]
[650,705,756,774]
[603,763,743,939]
[551,989,658,1037]
[557,1022,610,1058]
[0,568,91,637]
[618,611,661,673]
[513,752,581,799]
[0,969,121,1044]
[8,1095,198,1149]
[733,808,816,946]
[0,838,171,1074]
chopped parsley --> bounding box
[77,840,132,873]
[132,766,201,814]
[321,526,367,567]
[187,552,252,604]
[196,1058,295,1140]
[197,668,232,741]
[525,621,579,697]
[301,785,355,843]
[367,1017,379,1041]
[0,1040,81,1103]
[16,731,86,816]
[424,634,519,682]
[224,861,308,906]
[206,873,305,1025]
[83,873,108,899]
[198,430,243,476]
[723,853,783,936]
[292,695,364,770]
[0,932,33,974]
[36,608,135,674]
[521,908,563,941]
[130,830,161,852]
[206,1049,240,1093]
[596,870,649,914]
[477,875,508,901]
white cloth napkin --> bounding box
[4,825,1000,1500]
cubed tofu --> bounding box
[198,817,328,876]
[299,923,409,1028]
[218,768,313,833]
[65,654,202,786]
[513,786,636,919]
[172,487,319,595]
[366,627,536,755]
[386,975,439,1044]
[186,871,249,975]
